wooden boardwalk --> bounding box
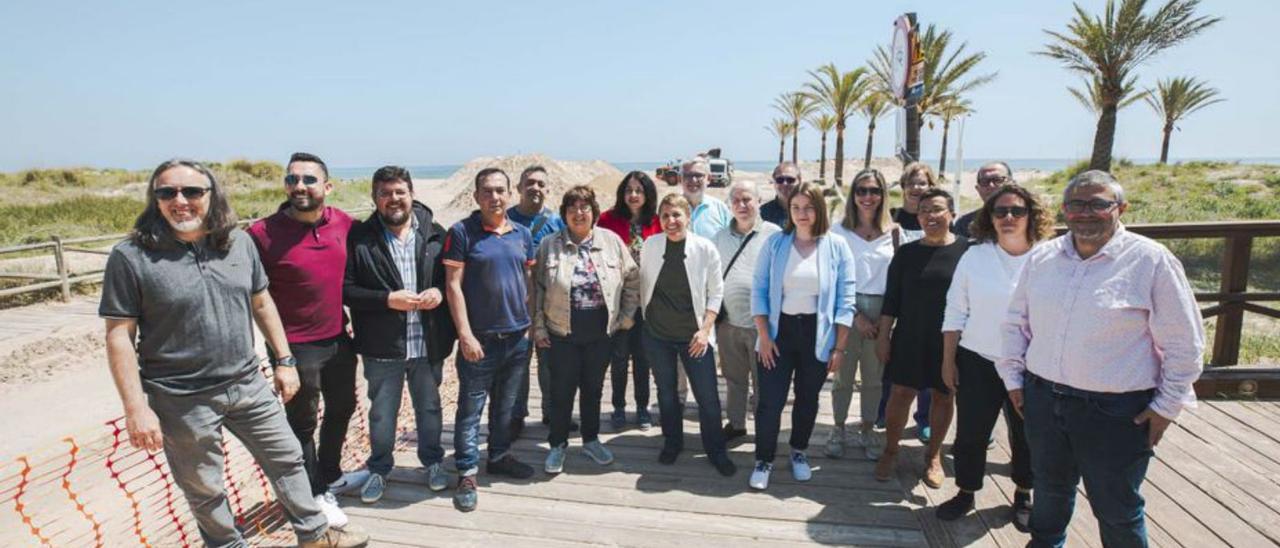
[334,369,1280,548]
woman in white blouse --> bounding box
[827,168,906,460]
[935,184,1056,528]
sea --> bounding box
[329,157,1280,181]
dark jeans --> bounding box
[547,334,612,446]
[282,336,358,495]
[877,383,931,427]
[641,330,726,457]
[455,331,529,474]
[754,313,828,463]
[363,356,444,476]
[610,314,651,413]
[1023,373,1154,548]
[952,347,1032,492]
[512,345,551,421]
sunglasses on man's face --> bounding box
[284,174,321,187]
[853,187,883,197]
[154,186,210,201]
[992,206,1029,219]
[774,176,798,185]
[977,175,1009,187]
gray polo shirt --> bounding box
[713,219,781,329]
[99,229,268,395]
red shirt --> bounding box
[597,209,662,245]
[247,206,355,344]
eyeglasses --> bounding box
[774,176,798,185]
[375,188,411,200]
[1064,199,1119,214]
[853,187,883,197]
[992,206,1029,219]
[977,175,1009,187]
[902,180,931,189]
[154,186,210,201]
[682,173,708,181]
[567,204,594,215]
[284,174,321,187]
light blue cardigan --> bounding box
[751,231,858,362]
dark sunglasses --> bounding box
[774,176,798,185]
[977,175,1009,187]
[853,187,883,197]
[284,174,321,186]
[992,206,1029,219]
[1064,199,1119,214]
[154,186,210,200]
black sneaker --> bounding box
[658,446,681,465]
[453,475,478,512]
[721,422,748,442]
[711,454,737,477]
[935,491,975,521]
[1012,491,1032,532]
[486,454,535,479]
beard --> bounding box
[379,207,410,227]
[168,217,204,233]
[1068,218,1115,243]
[289,192,323,212]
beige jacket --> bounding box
[533,227,641,339]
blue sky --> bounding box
[1,0,1275,171]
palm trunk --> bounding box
[778,138,785,163]
[905,104,922,163]
[864,119,876,169]
[819,131,828,180]
[1089,103,1118,172]
[791,124,800,164]
[938,118,951,175]
[834,121,846,186]
[1159,122,1173,164]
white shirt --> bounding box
[781,245,820,314]
[996,227,1205,420]
[942,242,1030,361]
[831,223,919,295]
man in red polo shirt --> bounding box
[247,152,359,528]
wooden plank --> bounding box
[345,511,591,547]
[1152,427,1280,544]
[1206,400,1280,439]
[1178,403,1280,482]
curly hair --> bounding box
[968,184,1056,244]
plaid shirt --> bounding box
[384,219,426,359]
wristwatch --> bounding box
[272,355,298,368]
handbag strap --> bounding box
[723,230,758,275]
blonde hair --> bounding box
[842,168,893,233]
[899,161,938,189]
[658,193,691,216]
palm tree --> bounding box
[807,112,837,180]
[774,92,819,164]
[866,51,902,168]
[1039,0,1220,171]
[1067,74,1148,114]
[804,64,870,186]
[1145,76,1223,163]
[933,97,973,175]
[915,25,997,128]
[766,118,795,164]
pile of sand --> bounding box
[442,153,624,212]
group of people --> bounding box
[102,151,1204,548]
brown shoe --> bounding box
[923,456,945,489]
[874,450,897,482]
[300,524,369,548]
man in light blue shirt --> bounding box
[683,157,731,239]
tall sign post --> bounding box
[890,13,924,164]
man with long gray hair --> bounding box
[100,159,367,547]
[997,170,1203,547]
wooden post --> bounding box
[1212,234,1252,366]
[53,236,71,302]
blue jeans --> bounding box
[754,313,827,463]
[363,356,444,476]
[454,332,529,474]
[511,345,551,421]
[642,330,726,457]
[1023,373,1154,548]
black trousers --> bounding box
[610,313,651,412]
[953,346,1033,492]
[754,313,828,463]
[282,335,359,495]
[547,334,612,447]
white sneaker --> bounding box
[314,491,349,529]
[749,461,772,490]
[791,451,813,482]
[864,429,885,460]
[327,469,372,495]
[824,426,846,458]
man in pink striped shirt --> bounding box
[997,170,1204,548]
